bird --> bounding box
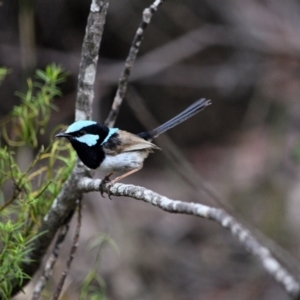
[55,98,211,196]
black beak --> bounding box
[55,132,70,139]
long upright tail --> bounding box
[138,98,211,140]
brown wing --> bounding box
[104,130,160,155]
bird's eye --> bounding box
[79,130,86,136]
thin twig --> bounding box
[104,0,165,128]
[51,198,82,300]
[78,177,300,300]
[31,210,74,300]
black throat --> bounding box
[70,139,105,169]
[69,124,110,169]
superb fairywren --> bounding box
[55,99,211,192]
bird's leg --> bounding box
[100,168,141,199]
[99,172,113,198]
[109,168,141,185]
[105,168,141,199]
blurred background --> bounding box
[2,0,300,299]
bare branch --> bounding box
[78,177,300,299]
[51,198,82,300]
[76,0,109,121]
[104,0,165,128]
[31,212,73,300]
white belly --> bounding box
[99,151,149,174]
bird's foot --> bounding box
[99,173,113,199]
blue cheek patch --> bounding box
[101,128,119,144]
[76,134,99,146]
[66,120,97,133]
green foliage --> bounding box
[80,234,119,300]
[1,64,67,147]
[0,68,10,86]
[0,64,75,299]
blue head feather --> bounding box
[75,134,99,146]
[66,120,97,133]
[102,128,119,144]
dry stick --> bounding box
[104,0,165,128]
[31,210,75,300]
[78,178,300,300]
[51,199,82,300]
[8,1,109,298]
[126,89,300,279]
[75,0,109,121]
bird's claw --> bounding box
[99,173,113,200]
[105,182,113,200]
